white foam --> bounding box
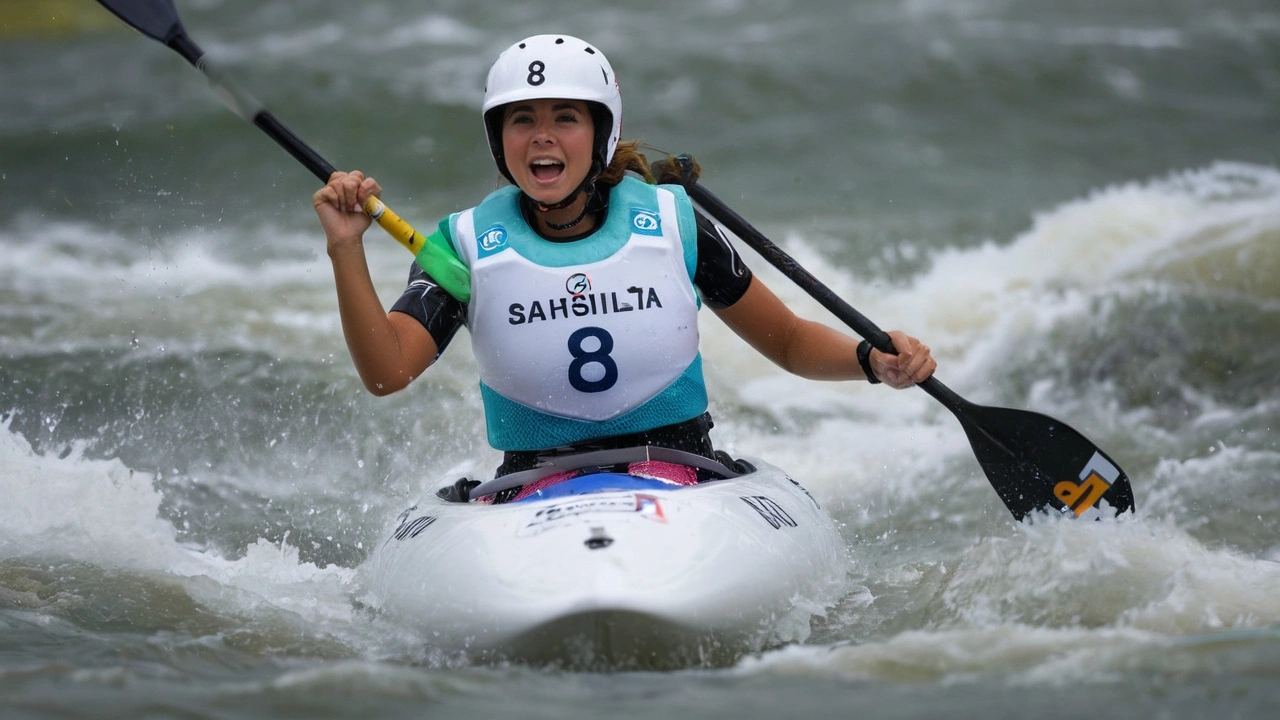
[940,514,1280,633]
[0,423,179,567]
[0,219,327,297]
[736,515,1280,682]
[0,218,413,359]
[0,419,360,630]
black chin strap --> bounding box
[534,187,581,212]
[536,181,597,231]
[525,173,606,232]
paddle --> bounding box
[654,155,1134,521]
[92,0,470,301]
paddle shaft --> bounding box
[160,36,332,182]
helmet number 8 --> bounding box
[527,61,545,86]
[567,326,618,393]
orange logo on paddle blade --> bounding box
[1056,452,1120,517]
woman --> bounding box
[314,34,936,489]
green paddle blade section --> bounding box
[415,237,471,303]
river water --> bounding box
[2,0,1279,717]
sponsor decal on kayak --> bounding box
[634,494,666,523]
[516,493,667,536]
[787,476,820,509]
[740,495,798,529]
[1056,451,1120,517]
[385,506,438,545]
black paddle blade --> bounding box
[951,401,1135,521]
[96,0,183,44]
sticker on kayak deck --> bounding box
[517,494,667,536]
[634,494,666,523]
[384,506,439,546]
[1055,452,1120,517]
[787,476,820,509]
[740,495,798,529]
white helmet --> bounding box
[482,34,622,186]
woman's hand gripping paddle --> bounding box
[655,156,1135,522]
[93,0,470,302]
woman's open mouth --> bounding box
[530,158,565,183]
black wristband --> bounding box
[857,339,881,384]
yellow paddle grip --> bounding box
[362,196,471,303]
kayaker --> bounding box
[313,34,937,485]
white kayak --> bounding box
[361,447,849,669]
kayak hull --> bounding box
[361,456,848,669]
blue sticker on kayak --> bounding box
[512,472,672,503]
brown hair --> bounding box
[596,139,656,186]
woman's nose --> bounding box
[531,118,555,143]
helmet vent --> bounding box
[584,47,596,54]
[555,38,565,44]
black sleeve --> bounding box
[692,209,754,309]
[388,262,467,357]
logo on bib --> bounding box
[630,208,663,236]
[566,273,592,296]
[477,225,508,259]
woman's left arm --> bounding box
[710,276,936,388]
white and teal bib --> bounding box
[450,177,708,451]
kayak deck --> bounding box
[362,453,849,669]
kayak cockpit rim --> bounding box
[463,446,746,501]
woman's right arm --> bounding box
[314,171,438,395]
